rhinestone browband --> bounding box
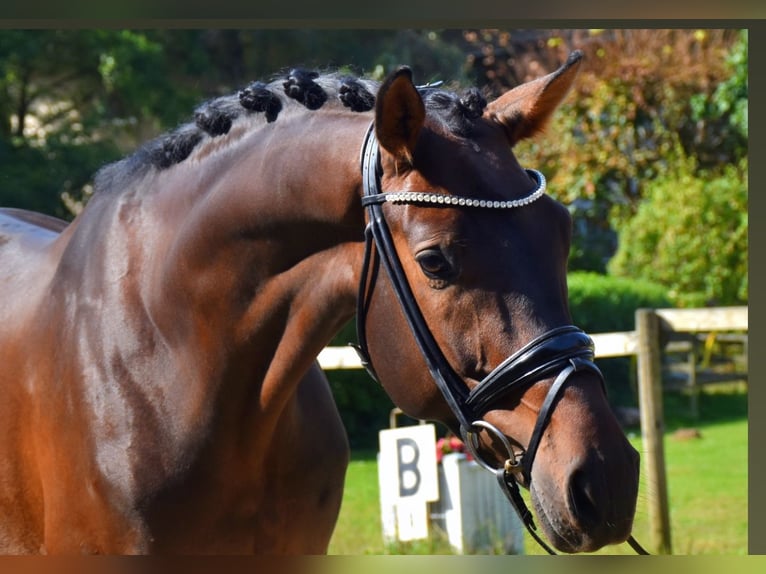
[368,168,546,209]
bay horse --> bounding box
[0,51,641,554]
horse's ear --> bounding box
[484,51,583,146]
[375,66,425,165]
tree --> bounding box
[500,29,746,273]
[688,29,747,167]
[603,30,747,306]
[0,30,199,216]
[0,29,470,217]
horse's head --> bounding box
[357,52,639,553]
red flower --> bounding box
[435,435,473,463]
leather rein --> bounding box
[352,122,648,555]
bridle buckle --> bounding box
[504,457,523,475]
[462,419,522,473]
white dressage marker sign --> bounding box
[378,424,438,541]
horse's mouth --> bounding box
[529,483,633,554]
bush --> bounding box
[567,271,672,406]
[607,155,747,308]
[509,29,746,272]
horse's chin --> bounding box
[529,484,629,554]
[529,491,584,553]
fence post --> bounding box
[635,308,672,554]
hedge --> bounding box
[567,271,671,332]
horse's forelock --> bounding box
[421,87,488,137]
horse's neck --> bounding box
[136,113,367,406]
[26,114,368,504]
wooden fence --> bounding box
[317,305,748,555]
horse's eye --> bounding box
[415,249,453,281]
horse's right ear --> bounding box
[484,51,583,146]
[375,67,425,166]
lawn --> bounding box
[327,385,748,555]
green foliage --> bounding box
[0,30,205,216]
[513,29,746,273]
[567,271,671,405]
[608,154,747,308]
[0,136,114,217]
[567,271,672,333]
[690,29,748,147]
[0,29,470,216]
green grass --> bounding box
[328,454,384,555]
[328,385,747,555]
[652,419,747,554]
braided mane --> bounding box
[93,68,488,193]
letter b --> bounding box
[396,437,421,497]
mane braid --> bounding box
[194,95,245,136]
[283,68,328,110]
[92,68,488,194]
[239,81,282,122]
[338,76,375,112]
[150,124,204,169]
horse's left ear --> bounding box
[484,50,583,146]
[375,66,425,165]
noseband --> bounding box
[352,123,648,555]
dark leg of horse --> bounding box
[140,362,349,554]
[269,362,350,554]
[221,362,350,554]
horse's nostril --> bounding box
[568,469,603,530]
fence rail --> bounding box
[317,305,748,555]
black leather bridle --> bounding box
[352,122,648,555]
